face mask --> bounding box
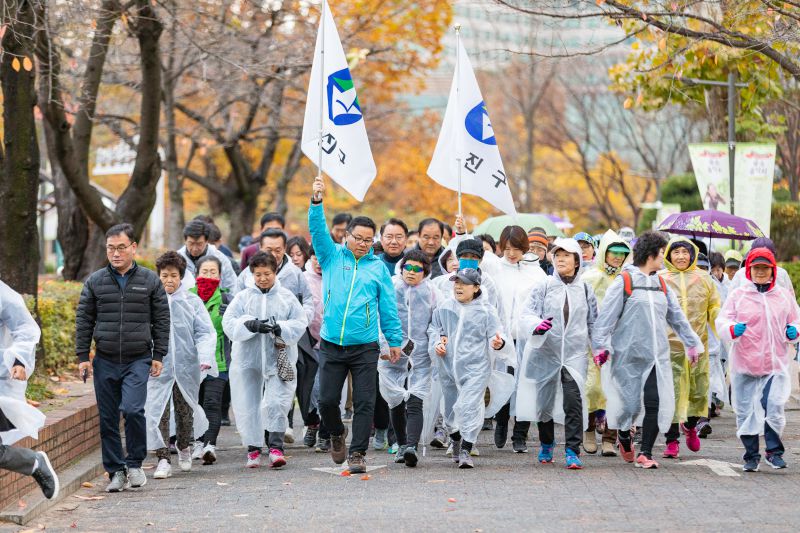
[459,258,479,270]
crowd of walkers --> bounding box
[2,176,799,498]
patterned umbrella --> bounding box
[656,209,765,241]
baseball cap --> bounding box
[449,268,481,285]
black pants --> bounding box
[201,376,227,446]
[494,366,530,441]
[93,356,150,474]
[296,336,320,427]
[665,416,700,443]
[318,339,379,455]
[374,372,390,431]
[537,368,582,453]
[619,368,660,458]
[390,395,423,448]
[221,381,231,419]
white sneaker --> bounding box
[178,447,192,472]
[191,441,204,460]
[284,428,295,444]
[470,446,480,457]
[246,450,261,468]
[154,459,172,479]
[202,444,217,465]
[446,442,454,457]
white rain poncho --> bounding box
[0,281,43,445]
[591,264,702,433]
[707,276,729,402]
[145,285,217,450]
[716,251,800,437]
[222,281,308,447]
[515,238,598,427]
[179,243,238,295]
[236,255,314,324]
[379,277,438,408]
[428,293,516,444]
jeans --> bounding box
[318,339,379,455]
[619,367,660,458]
[157,383,193,461]
[0,434,37,475]
[201,376,227,446]
[741,376,785,461]
[93,356,151,474]
[390,395,424,448]
[536,368,582,453]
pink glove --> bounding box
[533,318,553,335]
[593,350,609,367]
[686,346,699,365]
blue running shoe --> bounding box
[565,449,583,470]
[538,442,554,464]
[766,453,787,469]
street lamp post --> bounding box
[664,73,747,214]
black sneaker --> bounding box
[315,437,331,453]
[304,426,318,448]
[482,418,493,431]
[348,452,367,474]
[32,452,60,500]
[766,453,787,469]
[330,427,348,465]
[512,439,528,453]
[494,424,508,449]
[403,446,419,467]
[220,415,231,427]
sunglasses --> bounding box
[403,264,424,273]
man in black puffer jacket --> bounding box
[75,223,170,493]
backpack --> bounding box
[620,270,667,305]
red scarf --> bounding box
[195,277,221,302]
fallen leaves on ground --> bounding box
[81,482,94,488]
[340,471,351,476]
[216,482,229,486]
[360,475,370,480]
[447,498,457,503]
[427,479,446,483]
[26,399,41,407]
[233,514,249,518]
[74,495,105,501]
[18,500,27,509]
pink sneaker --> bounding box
[635,454,659,469]
[682,423,701,452]
[617,437,635,463]
[269,449,287,469]
[662,441,680,458]
[246,450,261,468]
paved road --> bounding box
[5,409,800,532]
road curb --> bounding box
[0,449,104,526]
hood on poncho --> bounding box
[745,248,777,292]
[593,229,631,276]
[663,237,699,273]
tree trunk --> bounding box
[42,123,91,279]
[0,0,40,296]
[273,140,303,218]
[163,85,184,249]
[225,193,257,251]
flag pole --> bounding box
[454,23,462,217]
[315,0,326,202]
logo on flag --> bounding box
[464,102,496,145]
[327,68,362,125]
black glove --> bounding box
[244,319,261,333]
[271,323,282,338]
[257,321,274,334]
[218,303,228,316]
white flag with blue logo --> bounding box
[301,0,376,201]
[427,40,516,215]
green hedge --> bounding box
[771,202,800,261]
[781,262,800,305]
[24,280,83,374]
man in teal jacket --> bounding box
[309,176,403,474]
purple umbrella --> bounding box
[656,209,765,241]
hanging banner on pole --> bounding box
[734,143,776,237]
[427,38,516,216]
[688,143,730,212]
[301,0,376,201]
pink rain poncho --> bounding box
[716,248,800,437]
